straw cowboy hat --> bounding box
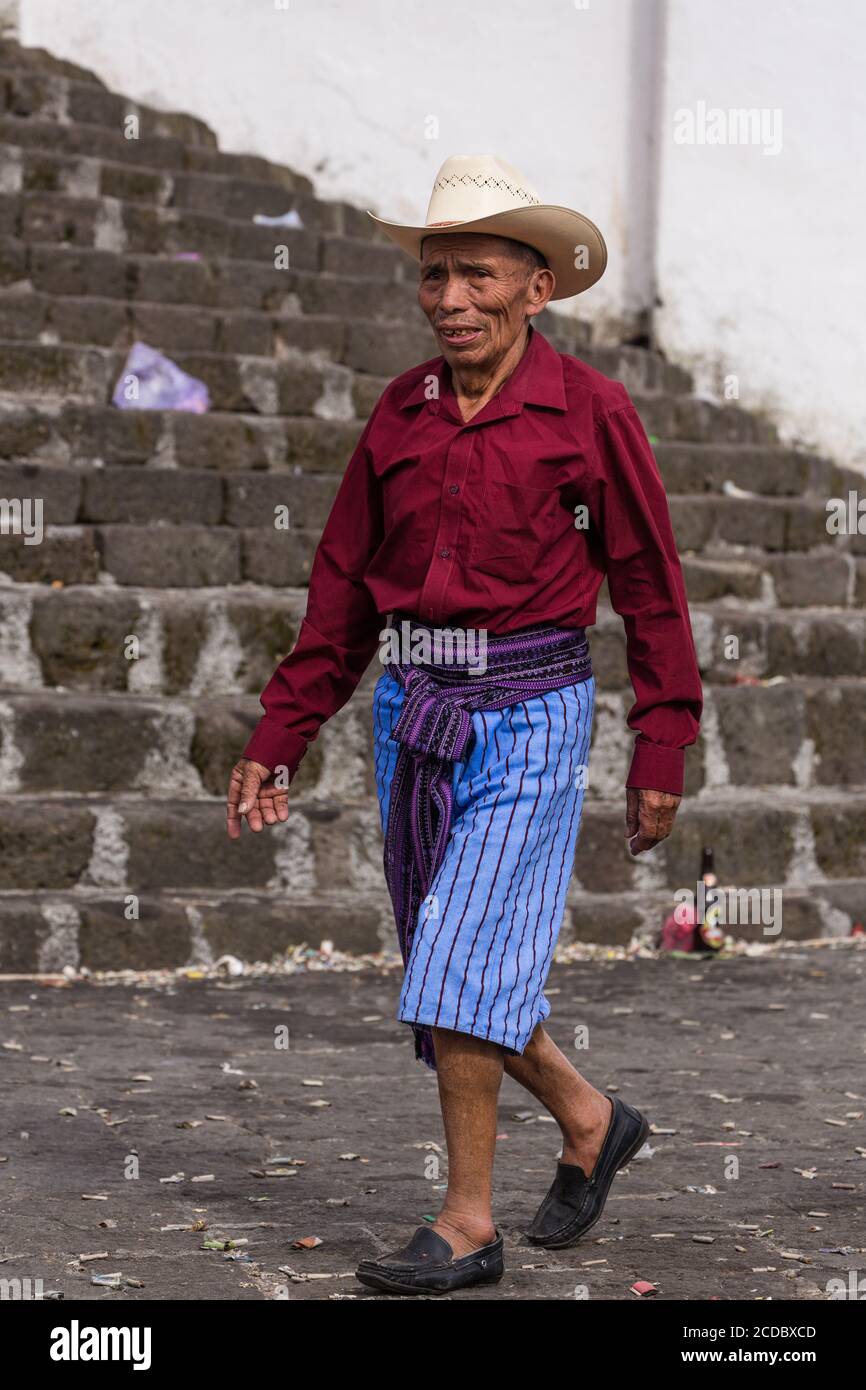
[367,153,607,300]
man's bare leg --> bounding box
[429,1027,502,1259]
[504,1023,613,1174]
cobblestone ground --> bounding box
[1,940,864,1302]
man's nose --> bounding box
[437,274,470,312]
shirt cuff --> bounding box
[626,739,685,796]
[242,716,309,783]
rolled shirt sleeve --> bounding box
[588,396,703,795]
[242,407,385,780]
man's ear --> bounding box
[525,268,556,317]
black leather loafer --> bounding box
[355,1225,504,1295]
[525,1095,649,1249]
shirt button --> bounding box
[448,484,459,494]
[439,547,450,558]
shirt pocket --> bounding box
[468,477,564,583]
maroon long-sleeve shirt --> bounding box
[242,325,703,793]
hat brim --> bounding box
[367,204,607,300]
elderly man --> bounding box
[226,155,702,1296]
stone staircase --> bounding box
[0,40,864,973]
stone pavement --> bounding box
[1,939,864,1302]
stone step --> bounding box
[0,789,864,901]
[0,106,321,193]
[0,333,701,415]
[0,64,218,149]
[0,291,444,369]
[0,188,403,275]
[1,871,862,973]
[0,40,106,88]
[0,340,342,411]
[685,551,866,606]
[0,403,364,472]
[0,678,863,801]
[351,343,691,410]
[669,494,864,556]
[0,889,389,972]
[1,495,860,598]
[653,442,839,497]
[0,399,784,476]
[0,140,388,239]
[0,240,420,317]
[0,453,856,543]
[2,585,865,705]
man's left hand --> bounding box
[626,787,681,855]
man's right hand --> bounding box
[226,757,290,838]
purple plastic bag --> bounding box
[112,341,210,413]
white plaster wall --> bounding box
[17,0,648,333]
[657,0,866,469]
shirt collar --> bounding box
[397,325,567,417]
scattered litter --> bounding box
[302,1079,324,1087]
[214,954,245,977]
[78,1252,110,1263]
[253,209,303,228]
[175,1120,203,1129]
[80,1194,109,1201]
[111,342,210,414]
[97,1220,117,1230]
[238,1079,258,1091]
[159,1173,185,1184]
[339,1153,360,1161]
[722,480,760,499]
[91,1272,122,1288]
[58,1107,77,1117]
[191,1174,215,1183]
[630,1280,658,1297]
[692,1235,715,1243]
[308,1099,331,1108]
[290,1236,323,1250]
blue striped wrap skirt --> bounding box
[373,666,595,1063]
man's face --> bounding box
[417,233,552,372]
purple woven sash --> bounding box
[382,616,592,1067]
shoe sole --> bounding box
[355,1267,505,1296]
[528,1113,651,1250]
